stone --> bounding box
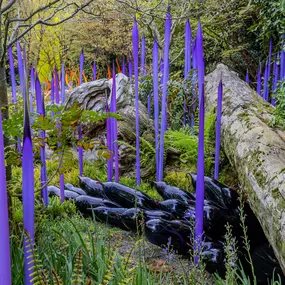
[64,73,154,176]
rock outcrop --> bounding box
[65,73,154,175]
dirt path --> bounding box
[106,226,214,285]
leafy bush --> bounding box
[272,81,285,128]
[36,196,77,220]
[164,171,194,192]
[138,71,197,131]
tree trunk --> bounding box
[0,66,12,213]
[205,63,285,273]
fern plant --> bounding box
[25,230,49,285]
[72,249,83,285]
[117,136,157,179]
[165,128,198,166]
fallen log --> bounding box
[205,63,285,272]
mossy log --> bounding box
[205,64,285,272]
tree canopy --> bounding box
[2,0,285,80]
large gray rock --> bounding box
[65,73,154,175]
[65,73,133,112]
[205,63,285,272]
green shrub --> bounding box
[164,171,194,192]
[272,81,285,129]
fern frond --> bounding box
[72,249,83,285]
[52,269,64,285]
[99,235,123,285]
[24,230,48,285]
[116,140,136,152]
[118,244,137,285]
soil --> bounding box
[106,225,215,285]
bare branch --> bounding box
[36,149,65,193]
[15,2,78,28]
[7,0,93,48]
[8,0,61,22]
[170,47,184,65]
[1,0,16,13]
[115,0,193,20]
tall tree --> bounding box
[0,0,93,116]
[0,0,93,184]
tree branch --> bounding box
[170,47,184,65]
[1,0,16,14]
[8,0,61,22]
[7,0,93,48]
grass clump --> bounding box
[10,211,185,285]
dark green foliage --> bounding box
[250,0,285,46]
[36,197,77,220]
[139,72,197,131]
[3,101,116,170]
[272,81,285,128]
[164,171,193,192]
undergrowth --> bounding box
[117,109,216,181]
[272,81,285,128]
[10,194,285,285]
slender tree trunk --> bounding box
[0,66,10,169]
[0,65,13,217]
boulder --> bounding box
[205,63,285,272]
[65,73,154,175]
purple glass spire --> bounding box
[272,55,279,106]
[30,67,35,112]
[153,39,160,181]
[93,60,97,80]
[214,80,223,180]
[16,42,24,95]
[128,60,132,84]
[158,9,172,182]
[184,19,192,126]
[78,49,84,176]
[106,101,113,181]
[196,22,205,106]
[245,70,249,84]
[256,65,262,96]
[191,37,197,129]
[79,49,84,85]
[112,63,119,182]
[55,69,64,203]
[263,60,269,101]
[132,18,141,185]
[22,49,35,283]
[0,112,12,284]
[281,35,285,81]
[35,75,48,206]
[61,62,65,104]
[194,21,205,264]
